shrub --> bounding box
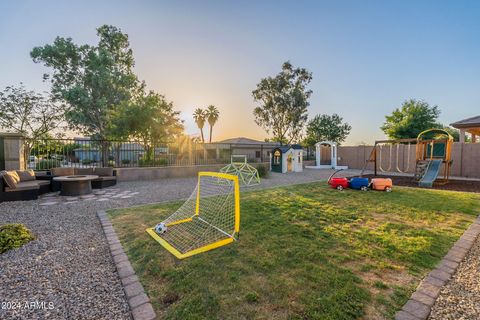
[256,164,269,178]
[107,160,115,167]
[121,159,131,165]
[0,224,35,254]
[157,158,168,166]
[81,159,92,165]
[139,158,168,167]
[35,159,61,170]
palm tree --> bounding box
[206,105,220,143]
[193,108,206,143]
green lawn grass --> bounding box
[108,183,479,320]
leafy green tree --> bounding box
[206,105,219,143]
[110,90,184,162]
[381,99,440,139]
[193,108,206,143]
[0,84,62,157]
[30,25,140,140]
[252,61,312,144]
[304,114,351,146]
[440,126,462,142]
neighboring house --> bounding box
[451,116,480,143]
[74,149,101,162]
[74,141,169,163]
[71,136,278,165]
[207,137,280,162]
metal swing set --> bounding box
[362,129,453,186]
[376,142,413,173]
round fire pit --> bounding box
[53,175,99,196]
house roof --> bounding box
[450,115,480,128]
[215,137,279,145]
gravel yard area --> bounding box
[429,234,480,320]
[0,168,352,319]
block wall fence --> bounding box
[337,142,480,179]
[2,132,478,180]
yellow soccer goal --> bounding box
[146,172,240,259]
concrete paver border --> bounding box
[97,210,156,320]
[395,215,480,320]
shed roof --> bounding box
[450,115,480,128]
[291,144,303,150]
[275,146,291,153]
[274,144,304,153]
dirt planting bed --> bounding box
[357,174,480,193]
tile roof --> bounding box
[215,137,279,145]
[450,115,480,128]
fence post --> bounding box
[0,133,25,170]
[193,142,196,165]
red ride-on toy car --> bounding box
[328,170,350,190]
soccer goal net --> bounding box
[146,172,240,259]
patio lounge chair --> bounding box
[0,170,51,202]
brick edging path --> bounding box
[97,210,156,320]
[395,215,480,320]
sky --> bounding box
[1,0,479,145]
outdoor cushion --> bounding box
[4,181,40,192]
[7,170,21,183]
[51,167,75,176]
[75,168,95,175]
[35,180,50,186]
[94,167,113,177]
[1,171,18,189]
[16,169,36,181]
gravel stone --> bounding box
[429,232,480,320]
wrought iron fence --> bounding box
[27,138,314,170]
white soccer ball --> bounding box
[155,223,167,234]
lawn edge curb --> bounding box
[97,210,156,320]
[394,215,480,320]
